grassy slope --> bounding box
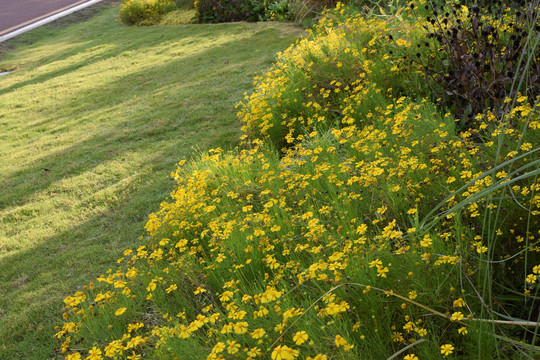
[0,4,303,358]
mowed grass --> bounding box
[0,4,303,358]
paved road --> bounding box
[0,0,93,35]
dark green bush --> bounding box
[195,0,264,22]
[175,0,196,8]
[411,1,540,129]
[195,0,336,24]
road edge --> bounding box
[0,0,105,44]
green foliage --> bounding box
[175,0,196,8]
[194,0,336,24]
[119,0,177,25]
[194,0,259,22]
[284,0,338,25]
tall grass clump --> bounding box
[54,2,540,359]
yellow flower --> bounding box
[334,335,349,347]
[165,284,177,293]
[450,312,464,321]
[113,280,126,288]
[408,291,417,299]
[115,308,127,316]
[104,341,122,357]
[376,266,389,278]
[233,321,249,334]
[293,331,308,345]
[125,267,138,279]
[247,347,262,357]
[219,291,234,302]
[178,325,191,338]
[404,355,418,360]
[356,223,368,234]
[85,347,103,360]
[127,322,144,332]
[251,328,266,339]
[452,298,465,308]
[66,353,81,360]
[368,259,382,268]
[517,95,528,103]
[476,245,488,253]
[458,326,468,335]
[440,344,454,356]
[211,342,225,354]
[146,282,156,292]
[271,345,299,360]
[226,340,240,354]
[326,302,341,315]
[403,321,414,333]
[420,234,432,247]
[392,331,405,342]
[194,287,206,294]
[126,352,141,360]
[307,356,327,360]
[396,38,410,47]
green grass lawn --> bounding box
[0,3,303,358]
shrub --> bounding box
[119,0,177,25]
[194,0,337,24]
[237,3,428,150]
[175,0,196,8]
[195,0,263,22]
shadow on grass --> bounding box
[0,24,291,213]
[0,23,244,96]
[0,166,170,359]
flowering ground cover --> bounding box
[0,4,302,358]
[53,1,540,359]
